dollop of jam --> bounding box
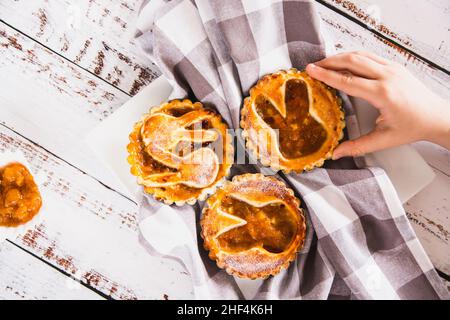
[0,162,42,227]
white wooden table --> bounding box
[0,0,449,299]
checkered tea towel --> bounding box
[135,0,449,299]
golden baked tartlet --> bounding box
[127,99,233,205]
[241,69,345,173]
[0,162,42,227]
[201,173,306,279]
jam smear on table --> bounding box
[0,162,42,227]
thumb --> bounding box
[332,129,396,160]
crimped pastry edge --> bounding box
[200,173,307,279]
[240,68,346,174]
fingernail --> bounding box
[307,63,316,69]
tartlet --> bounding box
[241,69,345,173]
[127,99,234,205]
[201,173,306,279]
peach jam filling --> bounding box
[217,196,297,254]
[0,162,42,227]
[255,79,327,159]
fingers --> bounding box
[306,63,377,101]
[314,52,386,79]
[332,129,397,160]
[355,51,391,65]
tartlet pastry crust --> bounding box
[241,69,345,173]
[127,99,233,205]
[201,173,306,279]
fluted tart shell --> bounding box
[201,173,306,279]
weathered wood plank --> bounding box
[0,0,160,96]
[320,0,450,71]
[0,125,194,299]
[0,23,130,194]
[405,169,450,274]
[0,241,102,300]
[409,142,450,275]
[317,4,450,276]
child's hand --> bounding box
[306,51,450,159]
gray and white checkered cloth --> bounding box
[135,0,448,299]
